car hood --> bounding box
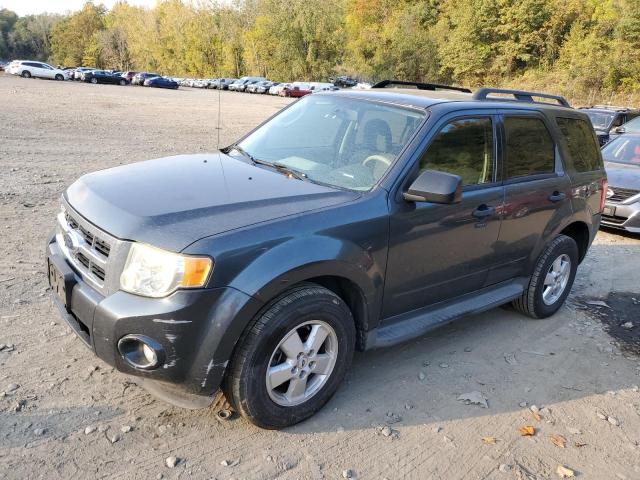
[605,161,640,190]
[65,153,358,252]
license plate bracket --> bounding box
[47,256,75,312]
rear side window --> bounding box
[504,117,555,179]
[420,117,494,186]
[556,117,602,172]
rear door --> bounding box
[382,112,504,320]
[487,112,573,284]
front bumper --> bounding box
[601,201,640,233]
[47,237,262,408]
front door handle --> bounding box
[472,205,496,219]
[549,191,566,203]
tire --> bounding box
[55,74,63,81]
[21,70,31,78]
[90,78,98,84]
[119,79,126,86]
[512,234,578,319]
[223,284,356,429]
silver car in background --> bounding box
[602,133,640,233]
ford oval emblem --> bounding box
[63,232,78,253]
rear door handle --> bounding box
[549,191,566,203]
[472,205,496,219]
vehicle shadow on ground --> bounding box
[283,239,640,435]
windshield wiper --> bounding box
[272,162,308,180]
[224,145,308,181]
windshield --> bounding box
[236,95,426,190]
[585,111,615,130]
[602,136,640,165]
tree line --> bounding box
[1,0,639,104]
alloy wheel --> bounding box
[542,253,571,305]
[266,320,338,407]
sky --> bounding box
[0,0,158,16]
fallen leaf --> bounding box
[550,434,567,448]
[532,410,542,422]
[482,436,497,444]
[519,425,535,436]
[574,441,587,448]
[556,465,575,478]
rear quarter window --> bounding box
[556,117,602,172]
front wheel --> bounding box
[223,284,355,429]
[90,77,98,84]
[119,79,126,86]
[55,74,64,81]
[512,234,578,318]
[21,70,31,78]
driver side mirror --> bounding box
[614,126,626,134]
[403,170,462,204]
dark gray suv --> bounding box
[47,83,607,428]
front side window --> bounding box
[237,95,426,191]
[419,118,494,186]
[556,117,602,172]
[504,117,555,179]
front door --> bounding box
[382,114,504,320]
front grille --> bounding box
[602,214,626,225]
[609,187,639,203]
[57,205,114,290]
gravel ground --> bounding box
[0,74,639,480]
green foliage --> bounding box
[0,0,639,103]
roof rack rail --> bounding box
[473,88,571,108]
[372,80,471,93]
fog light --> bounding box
[117,335,165,370]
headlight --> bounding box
[120,243,212,298]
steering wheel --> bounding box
[362,154,392,169]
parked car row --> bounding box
[4,60,354,96]
[170,75,341,97]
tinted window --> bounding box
[556,117,601,172]
[420,118,494,185]
[504,117,555,179]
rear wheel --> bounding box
[90,77,98,84]
[55,74,64,81]
[21,70,31,78]
[512,235,578,318]
[223,284,355,429]
[119,79,126,86]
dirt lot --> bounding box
[0,74,639,480]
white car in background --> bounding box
[6,60,68,80]
[269,82,291,95]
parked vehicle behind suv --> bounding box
[6,60,68,80]
[600,133,640,232]
[579,105,640,146]
[47,83,606,429]
[82,70,129,85]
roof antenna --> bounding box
[216,79,221,149]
